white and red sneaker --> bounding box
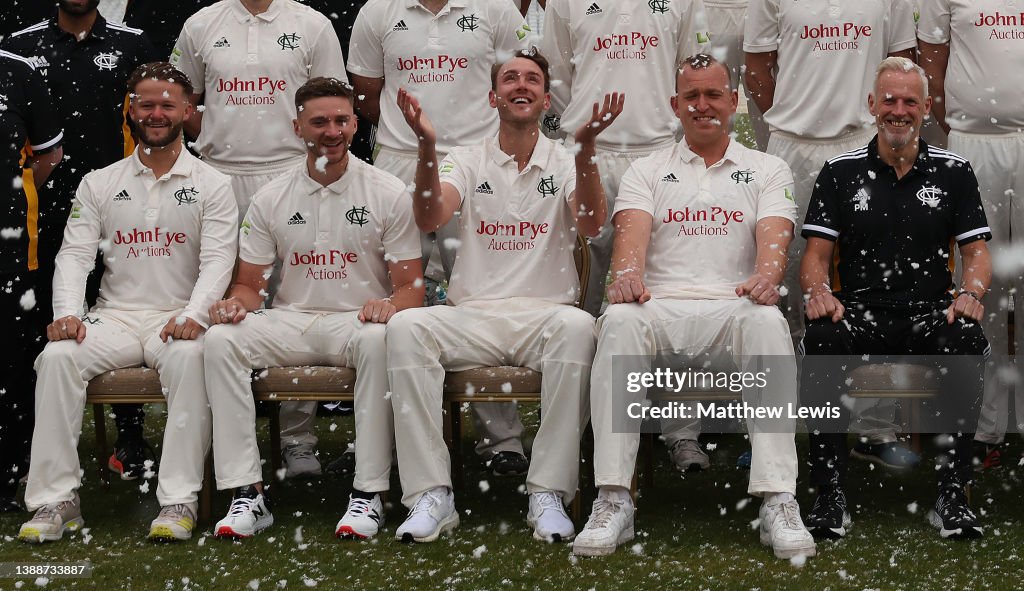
[214,485,273,539]
[335,493,384,539]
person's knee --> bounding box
[597,303,648,337]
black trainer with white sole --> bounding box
[804,485,852,539]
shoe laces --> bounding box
[533,491,563,514]
[938,486,974,518]
[408,489,445,516]
[779,500,805,529]
[158,504,193,521]
[285,444,316,461]
[226,495,258,518]
[587,499,624,529]
[348,497,374,516]
[34,497,77,522]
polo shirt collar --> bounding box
[487,133,552,173]
[404,0,467,14]
[675,138,741,166]
[130,146,196,179]
[48,12,108,41]
[297,157,354,196]
[231,0,283,23]
[866,136,932,178]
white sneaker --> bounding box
[336,493,384,539]
[148,503,198,541]
[572,497,634,556]
[214,486,274,539]
[18,493,84,543]
[282,443,322,478]
[395,487,459,543]
[527,491,575,543]
[759,499,817,559]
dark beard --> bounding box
[58,0,100,16]
[139,122,184,149]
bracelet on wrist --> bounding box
[958,290,983,302]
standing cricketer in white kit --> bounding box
[387,50,623,543]
[203,77,423,540]
[572,54,815,560]
[540,0,709,318]
[743,0,919,467]
[346,0,534,477]
[18,62,238,543]
[171,0,350,478]
[918,0,1024,466]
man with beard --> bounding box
[203,77,422,540]
[18,62,237,543]
[799,57,991,540]
[387,50,621,544]
[0,48,63,512]
[3,0,162,483]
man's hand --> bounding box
[574,93,625,144]
[947,291,984,325]
[805,290,845,323]
[209,297,248,325]
[359,299,398,324]
[736,273,781,306]
[607,271,651,305]
[160,315,206,342]
[47,315,87,343]
[396,88,436,145]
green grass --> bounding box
[2,404,1022,591]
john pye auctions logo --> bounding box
[113,226,186,258]
[477,219,549,251]
[216,77,287,106]
[592,32,659,60]
[397,55,470,83]
[663,207,744,237]
[290,249,359,280]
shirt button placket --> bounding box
[247,19,259,65]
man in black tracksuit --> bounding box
[798,57,991,541]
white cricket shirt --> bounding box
[615,139,797,300]
[171,0,348,164]
[53,148,238,326]
[541,0,710,151]
[744,0,917,138]
[347,0,530,154]
[439,134,580,305]
[917,0,1024,134]
[240,157,421,313]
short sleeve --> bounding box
[438,150,469,207]
[801,162,841,241]
[24,65,62,154]
[309,19,349,81]
[951,161,992,246]
[239,193,279,266]
[170,23,205,94]
[743,0,781,53]
[755,156,798,224]
[382,185,422,263]
[491,0,532,55]
[886,0,919,53]
[346,5,385,79]
[916,0,952,44]
[613,160,656,217]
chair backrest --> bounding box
[574,233,590,309]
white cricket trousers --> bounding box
[207,155,315,448]
[591,298,799,496]
[950,130,1024,443]
[204,309,394,493]
[387,300,595,507]
[26,309,208,510]
[375,146,526,458]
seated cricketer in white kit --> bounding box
[18,62,238,544]
[572,54,815,560]
[203,77,423,541]
[387,49,624,543]
[171,0,350,480]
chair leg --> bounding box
[643,432,655,489]
[910,399,922,454]
[450,402,464,490]
[269,403,282,477]
[570,490,582,522]
[93,404,110,488]
[200,454,213,524]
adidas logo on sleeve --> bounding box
[287,212,306,225]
